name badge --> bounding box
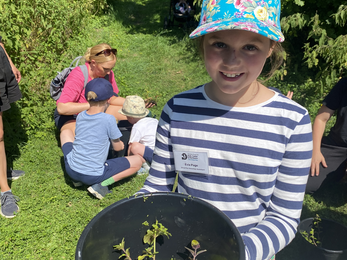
[173,151,209,174]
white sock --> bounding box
[1,190,11,196]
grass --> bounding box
[1,0,346,259]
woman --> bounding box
[55,43,126,136]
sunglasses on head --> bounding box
[95,48,117,57]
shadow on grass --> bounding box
[107,0,198,38]
[3,102,28,170]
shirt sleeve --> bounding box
[56,66,85,104]
[108,115,122,140]
[138,98,176,193]
[322,77,347,111]
[242,112,312,260]
[129,125,143,143]
[109,70,119,94]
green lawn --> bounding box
[1,0,346,259]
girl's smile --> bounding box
[203,29,274,106]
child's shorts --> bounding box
[62,142,130,185]
[144,146,154,164]
[0,46,22,112]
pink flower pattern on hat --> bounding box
[189,0,284,42]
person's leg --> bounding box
[128,142,145,157]
[60,128,74,147]
[0,112,10,192]
[87,155,144,199]
[129,142,153,163]
[306,143,347,194]
[60,120,76,145]
[105,154,144,183]
[0,111,20,218]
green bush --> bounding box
[281,1,347,87]
[0,0,107,135]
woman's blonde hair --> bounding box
[84,43,116,63]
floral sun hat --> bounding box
[118,95,150,118]
[189,0,284,42]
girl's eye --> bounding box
[244,45,257,51]
[213,42,227,48]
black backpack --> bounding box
[50,56,88,101]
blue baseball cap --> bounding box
[84,78,116,101]
[189,0,284,42]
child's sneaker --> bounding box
[87,183,111,199]
[7,169,25,180]
[1,192,20,218]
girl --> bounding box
[139,0,313,259]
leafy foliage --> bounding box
[300,214,322,247]
[0,0,107,135]
[113,220,172,260]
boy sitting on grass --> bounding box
[60,78,144,199]
[118,95,159,173]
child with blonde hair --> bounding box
[61,78,144,199]
[139,0,313,259]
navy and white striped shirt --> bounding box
[139,85,312,260]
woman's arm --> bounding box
[56,102,90,115]
[310,105,334,176]
[109,96,125,106]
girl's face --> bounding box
[203,30,273,103]
[91,59,116,78]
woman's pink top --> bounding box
[57,62,119,104]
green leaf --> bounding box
[294,0,305,6]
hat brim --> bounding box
[189,17,284,42]
[118,108,150,118]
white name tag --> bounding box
[173,151,209,174]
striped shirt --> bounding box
[139,85,312,260]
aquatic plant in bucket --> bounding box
[298,216,347,260]
[75,192,245,260]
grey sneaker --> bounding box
[87,183,111,199]
[1,192,20,218]
[7,169,25,180]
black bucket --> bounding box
[298,218,347,260]
[76,192,245,260]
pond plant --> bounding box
[113,220,206,260]
[300,214,322,247]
